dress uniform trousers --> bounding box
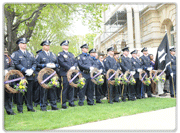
[134,78,142,99]
[61,76,74,107]
[95,84,102,102]
[78,78,94,105]
[4,90,13,114]
[40,74,57,110]
[169,74,176,97]
[16,80,34,112]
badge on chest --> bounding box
[63,54,68,59]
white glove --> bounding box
[25,69,33,76]
[5,69,8,75]
[137,68,142,72]
[50,63,56,68]
[46,63,56,68]
[90,67,94,72]
[147,67,152,71]
[70,66,76,70]
[130,71,136,75]
[170,73,173,78]
[99,69,103,73]
[46,63,52,68]
[29,69,34,76]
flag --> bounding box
[154,33,171,71]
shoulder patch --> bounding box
[11,53,15,59]
[35,54,39,59]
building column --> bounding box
[134,7,141,48]
[126,6,134,49]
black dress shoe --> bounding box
[62,106,68,109]
[69,104,77,107]
[88,103,96,105]
[28,109,36,112]
[96,101,103,103]
[7,112,16,115]
[52,107,59,110]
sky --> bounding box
[68,15,93,36]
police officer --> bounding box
[57,40,77,109]
[139,47,153,98]
[11,38,36,113]
[36,40,59,111]
[4,48,16,115]
[168,47,176,98]
[89,49,103,103]
[131,50,143,99]
[97,53,107,97]
[77,44,95,106]
[120,47,136,101]
[114,51,122,102]
[104,47,119,104]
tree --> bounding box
[4,3,108,54]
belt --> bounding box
[83,70,90,74]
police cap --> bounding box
[170,47,175,52]
[122,46,129,52]
[107,47,114,52]
[141,47,148,52]
[16,38,27,44]
[80,44,89,49]
[41,40,51,46]
[89,48,96,53]
[60,40,69,46]
[130,50,138,54]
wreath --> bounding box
[4,70,24,93]
[90,67,104,85]
[67,69,83,88]
[139,70,150,85]
[150,70,166,84]
[106,69,122,85]
[114,69,123,86]
[37,67,59,89]
[120,71,135,85]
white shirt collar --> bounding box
[20,49,26,53]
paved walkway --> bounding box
[56,107,176,131]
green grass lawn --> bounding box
[4,97,176,131]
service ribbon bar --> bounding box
[69,72,81,83]
[4,77,25,84]
[41,71,56,85]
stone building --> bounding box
[94,3,176,56]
